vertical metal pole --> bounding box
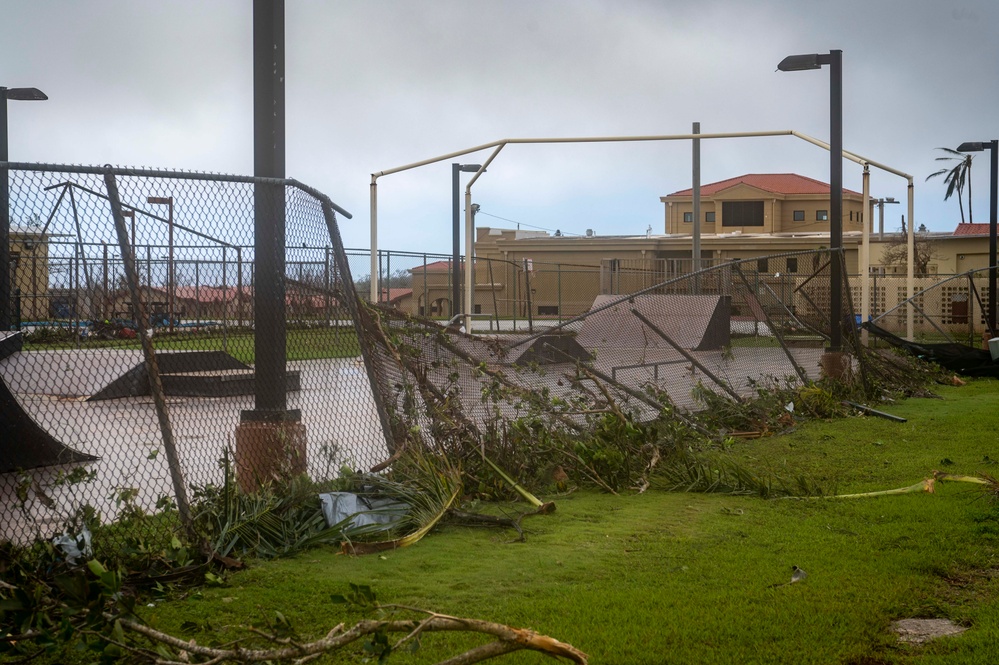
[860,165,870,345]
[524,258,534,333]
[906,181,914,340]
[248,0,290,419]
[451,163,461,318]
[828,49,843,352]
[557,263,562,324]
[324,246,331,326]
[146,245,152,326]
[0,92,9,330]
[369,177,378,303]
[222,247,229,353]
[692,121,701,293]
[989,140,998,337]
[237,247,243,327]
[102,243,108,319]
[195,260,200,327]
[464,188,474,331]
[168,200,175,333]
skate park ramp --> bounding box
[87,350,284,400]
[576,294,731,351]
[509,332,593,366]
[0,332,98,472]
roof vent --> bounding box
[586,229,594,237]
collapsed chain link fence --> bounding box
[2,164,968,553]
[1,163,385,549]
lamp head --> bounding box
[777,54,822,72]
[4,87,47,101]
[957,142,985,152]
[458,164,483,173]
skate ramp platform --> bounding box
[576,294,731,351]
[88,350,302,400]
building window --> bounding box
[793,210,805,221]
[786,257,798,273]
[757,258,768,273]
[705,211,716,223]
[849,211,853,221]
[538,305,559,316]
[816,210,828,221]
[474,304,482,314]
[722,201,765,227]
[683,212,693,223]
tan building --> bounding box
[453,174,991,325]
[662,173,868,236]
[9,226,49,322]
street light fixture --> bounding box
[1,86,47,331]
[957,140,998,337]
[778,50,844,353]
[452,163,482,319]
[146,195,175,333]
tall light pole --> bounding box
[778,50,844,352]
[1,86,47,331]
[957,140,998,337]
[147,195,175,333]
[873,196,899,241]
[452,163,482,319]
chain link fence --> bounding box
[3,167,956,553]
[1,163,385,549]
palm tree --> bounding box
[926,147,974,223]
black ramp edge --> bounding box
[0,373,98,473]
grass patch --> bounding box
[126,381,999,662]
[21,327,361,362]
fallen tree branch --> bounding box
[112,610,588,665]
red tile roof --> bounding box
[668,173,861,197]
[410,260,455,272]
[381,288,413,304]
[954,223,991,236]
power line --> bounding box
[473,209,582,236]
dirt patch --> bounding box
[892,618,966,644]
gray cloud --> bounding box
[3,0,998,257]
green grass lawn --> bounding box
[21,327,361,363]
[143,379,999,664]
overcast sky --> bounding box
[3,0,998,263]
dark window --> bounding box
[786,257,798,273]
[705,211,716,223]
[816,210,828,221]
[538,305,559,316]
[757,258,769,273]
[793,210,805,221]
[722,201,765,227]
[474,304,482,314]
[849,211,853,221]
[683,212,693,223]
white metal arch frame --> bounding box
[370,130,916,337]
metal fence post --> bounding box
[103,168,192,531]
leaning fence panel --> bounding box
[1,164,387,551]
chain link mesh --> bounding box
[1,164,383,549]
